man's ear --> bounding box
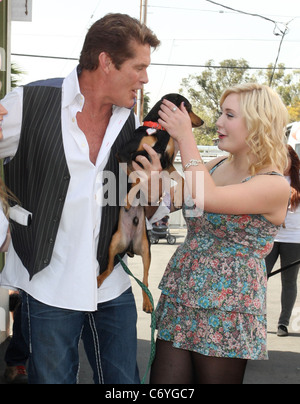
[99,52,113,73]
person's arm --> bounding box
[0,87,23,159]
[0,207,9,252]
[0,228,11,252]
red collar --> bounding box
[143,121,166,131]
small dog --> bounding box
[97,94,203,313]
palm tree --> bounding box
[11,62,25,88]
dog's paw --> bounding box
[143,298,153,314]
[97,275,104,288]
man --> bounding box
[0,13,160,384]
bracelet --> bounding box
[184,158,203,171]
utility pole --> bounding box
[0,0,11,345]
[0,0,11,100]
[0,0,10,275]
[0,0,11,270]
[140,0,148,24]
[137,0,148,122]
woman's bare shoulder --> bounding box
[205,156,228,171]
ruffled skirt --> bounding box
[155,294,268,361]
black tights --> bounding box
[150,339,247,384]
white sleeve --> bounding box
[0,87,23,159]
[0,206,9,247]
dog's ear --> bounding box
[189,111,204,128]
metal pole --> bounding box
[0,0,11,98]
[138,0,148,123]
[0,0,8,99]
[140,0,148,24]
[0,0,10,274]
[0,0,11,343]
[0,0,11,266]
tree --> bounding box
[11,62,25,89]
[180,59,252,144]
[258,63,300,107]
[288,101,300,122]
[181,59,300,144]
[143,92,150,116]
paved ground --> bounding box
[1,227,299,384]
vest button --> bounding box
[49,238,54,244]
[63,175,70,181]
[43,258,49,265]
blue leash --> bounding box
[117,255,156,385]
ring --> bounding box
[172,107,177,112]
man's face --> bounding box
[108,42,151,109]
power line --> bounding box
[204,0,295,86]
[269,25,289,86]
[148,4,300,20]
[11,53,300,70]
[12,53,78,61]
[204,0,281,25]
[151,62,299,70]
[169,38,300,43]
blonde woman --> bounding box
[150,84,290,384]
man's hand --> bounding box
[130,143,162,207]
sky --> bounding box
[9,0,300,107]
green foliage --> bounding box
[180,59,300,145]
[11,62,25,88]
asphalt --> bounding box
[0,227,299,384]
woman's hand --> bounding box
[158,99,193,144]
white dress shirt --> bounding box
[0,68,135,311]
[275,176,300,244]
[0,208,9,248]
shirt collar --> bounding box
[61,66,83,109]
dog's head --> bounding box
[117,94,203,172]
[144,93,204,128]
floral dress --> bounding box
[156,168,282,361]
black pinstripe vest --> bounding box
[4,79,136,280]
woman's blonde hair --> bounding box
[0,177,17,219]
[220,83,289,175]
